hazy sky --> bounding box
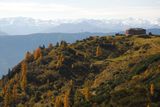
[0,0,159,20]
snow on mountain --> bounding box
[0,17,159,35]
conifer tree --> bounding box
[56,54,65,68]
[47,90,53,98]
[2,85,8,96]
[0,80,2,88]
[12,84,18,102]
[25,51,31,61]
[80,87,91,101]
[55,96,63,107]
[34,48,42,60]
[4,90,10,107]
[48,43,53,49]
[83,87,90,101]
[96,46,102,57]
[147,103,150,107]
[56,42,59,47]
[150,83,154,96]
[69,80,73,87]
[21,61,27,94]
[60,40,67,49]
[64,90,70,107]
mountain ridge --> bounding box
[0,17,160,35]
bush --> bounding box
[110,87,148,107]
[132,54,160,75]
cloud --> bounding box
[0,1,159,20]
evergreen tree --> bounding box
[60,40,67,49]
[48,43,53,49]
[56,42,59,47]
[25,51,31,61]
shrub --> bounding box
[132,54,160,75]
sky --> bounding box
[0,0,160,20]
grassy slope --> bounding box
[0,35,160,107]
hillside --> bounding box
[0,35,160,107]
[0,32,107,77]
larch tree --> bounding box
[80,87,91,101]
[25,51,31,61]
[56,54,65,68]
[34,47,42,60]
[96,46,102,57]
[2,85,8,96]
[48,43,53,49]
[0,80,2,89]
[63,90,70,107]
[55,96,63,107]
[12,84,18,102]
[150,83,154,96]
[47,90,53,98]
[4,90,10,107]
[3,81,12,107]
[147,103,150,107]
[21,61,27,94]
[112,40,116,45]
[69,80,74,87]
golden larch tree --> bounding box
[55,96,63,107]
[47,90,53,98]
[63,90,71,107]
[34,48,42,60]
[56,54,65,68]
[147,103,150,107]
[96,46,102,57]
[150,83,154,96]
[4,90,10,107]
[12,84,18,102]
[21,61,27,93]
[69,80,74,87]
[2,85,8,96]
[80,87,91,101]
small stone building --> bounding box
[125,28,146,36]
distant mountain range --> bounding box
[0,17,160,35]
[147,28,160,35]
[0,30,7,36]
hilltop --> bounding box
[0,35,160,107]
